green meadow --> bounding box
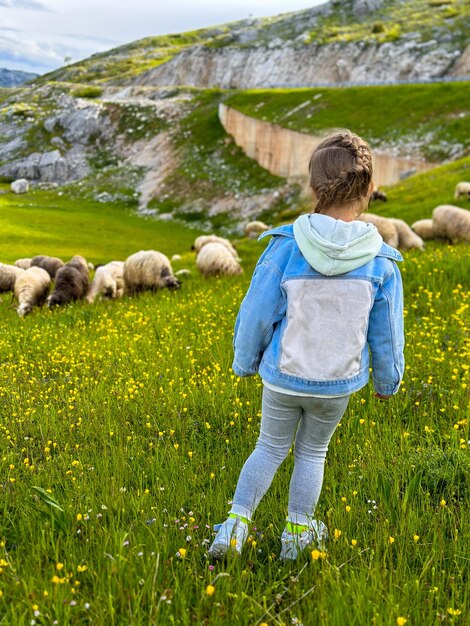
[0,175,469,624]
[0,185,200,265]
[1,65,470,624]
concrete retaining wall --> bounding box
[219,103,435,186]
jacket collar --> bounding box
[377,242,403,262]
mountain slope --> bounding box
[0,68,38,87]
[35,0,470,89]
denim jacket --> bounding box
[232,223,405,396]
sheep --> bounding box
[432,204,470,243]
[454,182,470,201]
[87,261,125,303]
[196,242,243,277]
[14,267,51,316]
[123,250,180,295]
[15,258,32,269]
[0,263,25,294]
[244,220,270,239]
[171,254,182,262]
[358,213,399,249]
[175,268,191,278]
[31,255,64,279]
[192,235,238,258]
[47,255,89,308]
[389,218,425,250]
[411,219,435,240]
[370,188,387,203]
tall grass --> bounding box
[0,237,468,625]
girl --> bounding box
[208,130,405,560]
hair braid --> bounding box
[308,130,373,214]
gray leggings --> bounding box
[230,386,350,526]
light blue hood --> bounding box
[293,213,383,276]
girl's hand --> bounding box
[375,393,391,400]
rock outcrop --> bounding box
[0,91,112,183]
[134,39,462,90]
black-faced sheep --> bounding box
[87,261,125,303]
[0,263,25,294]
[244,220,270,239]
[454,182,470,201]
[31,255,65,279]
[411,219,435,240]
[432,205,470,243]
[196,242,243,277]
[192,235,238,258]
[47,255,89,308]
[370,188,388,203]
[14,258,32,269]
[123,251,180,295]
[358,213,399,249]
[15,267,51,316]
[389,218,424,250]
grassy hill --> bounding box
[0,183,201,265]
[225,82,470,162]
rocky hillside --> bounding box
[38,0,470,89]
[0,68,38,87]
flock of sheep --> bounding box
[359,182,470,249]
[0,197,468,318]
[0,229,258,317]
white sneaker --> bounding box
[280,520,328,561]
[208,516,249,559]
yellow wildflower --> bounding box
[206,585,215,596]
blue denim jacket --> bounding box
[232,224,405,396]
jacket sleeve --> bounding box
[367,261,405,396]
[232,253,286,377]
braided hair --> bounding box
[308,130,373,214]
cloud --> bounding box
[0,0,49,10]
[0,29,90,74]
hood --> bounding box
[293,213,383,276]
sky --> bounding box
[0,0,325,75]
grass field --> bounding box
[0,217,468,623]
[0,184,201,265]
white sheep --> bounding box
[14,258,32,269]
[432,204,470,243]
[14,266,51,316]
[244,220,270,239]
[411,219,435,240]
[87,261,125,303]
[0,263,25,294]
[358,213,399,249]
[454,182,470,201]
[389,218,424,250]
[192,235,238,258]
[123,250,180,295]
[196,242,243,277]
